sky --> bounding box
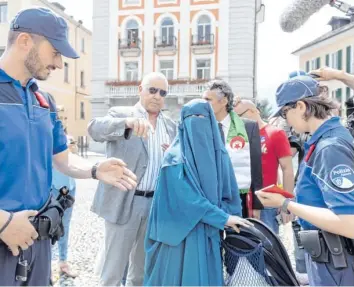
[56,0,354,104]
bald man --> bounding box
[88,72,177,286]
[234,99,294,234]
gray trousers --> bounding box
[96,196,152,286]
[0,239,51,286]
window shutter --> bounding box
[347,46,352,73]
[338,49,343,70]
[306,61,310,72]
[347,87,351,100]
[326,54,330,66]
[316,57,321,69]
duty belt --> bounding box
[299,229,354,269]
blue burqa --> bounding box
[144,99,242,286]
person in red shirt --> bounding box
[234,99,294,234]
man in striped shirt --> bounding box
[88,72,177,286]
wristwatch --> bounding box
[91,162,99,180]
[281,198,292,214]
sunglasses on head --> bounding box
[146,87,168,97]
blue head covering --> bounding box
[148,99,242,246]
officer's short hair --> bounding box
[205,80,234,113]
[299,90,337,120]
[7,31,44,47]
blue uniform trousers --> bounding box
[0,239,51,286]
[305,251,354,286]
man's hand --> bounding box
[96,158,137,191]
[280,211,294,225]
[125,117,153,138]
[0,210,38,256]
[161,143,170,152]
[309,67,344,82]
[252,209,261,220]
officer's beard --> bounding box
[24,47,50,81]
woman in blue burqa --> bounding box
[144,99,253,286]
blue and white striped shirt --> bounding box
[136,103,171,191]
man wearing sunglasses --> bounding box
[234,99,294,234]
[202,80,264,219]
[88,72,176,286]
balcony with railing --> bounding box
[154,36,177,55]
[118,38,141,57]
[191,34,215,54]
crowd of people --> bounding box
[1,5,354,287]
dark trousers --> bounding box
[0,239,51,286]
[240,193,248,218]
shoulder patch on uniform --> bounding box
[330,164,354,192]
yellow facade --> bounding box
[0,0,92,139]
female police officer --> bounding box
[256,75,354,286]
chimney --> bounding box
[51,2,66,12]
[328,16,351,31]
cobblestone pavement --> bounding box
[52,155,296,286]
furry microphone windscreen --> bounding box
[280,0,331,32]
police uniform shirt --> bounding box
[0,69,67,212]
[295,117,354,230]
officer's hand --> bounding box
[309,67,344,82]
[96,158,137,191]
[0,210,38,256]
[255,190,286,208]
[125,117,154,138]
[225,216,254,233]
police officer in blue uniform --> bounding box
[256,75,354,286]
[0,7,137,286]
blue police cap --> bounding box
[271,75,319,118]
[10,7,79,59]
[288,70,307,79]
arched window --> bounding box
[126,19,139,44]
[161,17,174,45]
[197,15,211,42]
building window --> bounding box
[80,102,85,120]
[331,50,343,70]
[0,47,4,57]
[126,19,139,46]
[81,38,85,53]
[80,71,85,88]
[125,62,138,81]
[64,62,69,83]
[125,0,140,4]
[196,59,211,80]
[197,15,211,43]
[160,61,174,80]
[161,18,174,45]
[0,4,7,23]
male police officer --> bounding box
[0,8,137,286]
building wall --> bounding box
[0,0,92,139]
[91,0,258,152]
[296,28,354,116]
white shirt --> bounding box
[136,103,170,191]
[219,114,231,142]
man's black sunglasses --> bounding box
[147,87,168,97]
